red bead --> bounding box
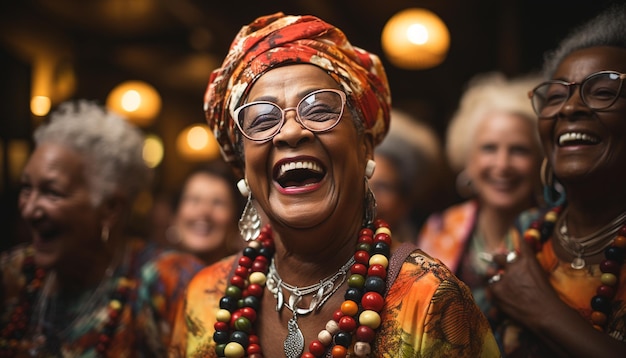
[374,233,391,245]
[309,340,326,356]
[597,285,616,298]
[214,321,228,331]
[235,266,249,277]
[350,263,367,276]
[354,250,370,265]
[230,275,246,288]
[251,260,268,272]
[619,226,626,236]
[302,353,317,358]
[249,334,259,344]
[361,291,385,311]
[240,307,257,322]
[600,259,621,274]
[367,264,387,279]
[247,283,264,297]
[333,309,344,322]
[359,228,374,237]
[239,256,253,268]
[247,343,262,354]
[230,311,243,327]
[338,315,357,332]
[374,219,389,228]
[358,235,373,245]
[356,325,376,342]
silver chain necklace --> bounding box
[266,256,355,358]
[556,208,626,269]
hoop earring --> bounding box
[364,178,377,227]
[365,159,376,179]
[540,158,566,207]
[101,225,110,244]
[239,193,262,242]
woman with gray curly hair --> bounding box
[0,100,204,357]
[489,3,626,356]
[417,72,544,333]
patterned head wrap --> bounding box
[204,12,391,176]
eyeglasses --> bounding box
[233,89,346,142]
[529,71,626,118]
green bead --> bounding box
[234,317,252,333]
[357,242,372,253]
[225,285,242,299]
[215,343,227,357]
[348,274,365,288]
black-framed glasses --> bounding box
[233,89,347,142]
[529,71,626,118]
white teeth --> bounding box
[558,132,599,146]
[279,161,322,177]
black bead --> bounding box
[333,331,352,348]
[344,287,362,302]
[259,247,274,259]
[242,247,258,259]
[364,276,386,294]
[213,330,230,344]
[243,296,260,310]
[220,296,238,311]
[372,242,390,256]
[230,330,250,347]
[591,295,611,314]
[605,246,625,263]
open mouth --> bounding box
[274,159,325,188]
[558,132,599,146]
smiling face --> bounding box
[174,172,238,257]
[18,143,104,270]
[240,64,372,229]
[466,112,541,212]
[538,46,626,187]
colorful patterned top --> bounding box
[0,240,204,357]
[170,248,500,357]
[494,209,626,356]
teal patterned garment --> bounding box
[0,240,204,357]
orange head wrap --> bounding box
[204,12,391,176]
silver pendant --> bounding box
[284,316,304,358]
[571,256,585,270]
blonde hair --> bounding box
[446,72,542,172]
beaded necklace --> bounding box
[214,219,392,358]
[0,246,134,357]
[523,206,626,332]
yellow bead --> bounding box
[375,227,391,236]
[249,272,266,285]
[601,273,617,286]
[359,310,381,329]
[544,211,558,222]
[354,341,371,357]
[109,299,122,310]
[216,309,232,322]
[369,254,389,268]
[247,241,261,250]
[341,300,359,316]
[318,329,333,345]
[224,342,245,358]
[525,228,540,240]
[325,319,340,334]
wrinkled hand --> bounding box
[488,237,562,330]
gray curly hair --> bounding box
[34,100,150,206]
[542,3,626,79]
[446,72,542,173]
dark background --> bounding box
[0,0,621,250]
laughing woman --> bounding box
[489,4,626,356]
[171,13,499,358]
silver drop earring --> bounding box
[239,192,261,242]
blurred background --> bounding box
[0,0,619,249]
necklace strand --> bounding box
[555,207,626,269]
[213,219,392,358]
[524,206,626,332]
